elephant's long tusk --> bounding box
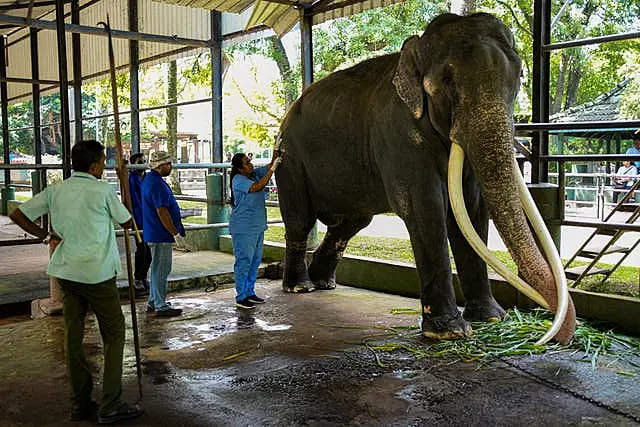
[447,143,549,309]
[515,164,569,345]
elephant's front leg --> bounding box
[309,214,373,290]
[405,212,472,340]
[447,184,506,322]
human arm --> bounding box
[248,150,281,193]
[157,206,181,236]
[9,208,61,244]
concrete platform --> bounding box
[2,281,640,426]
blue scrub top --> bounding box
[141,169,184,243]
[129,171,144,227]
[229,166,269,235]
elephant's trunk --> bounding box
[449,100,576,344]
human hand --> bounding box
[173,234,187,247]
[270,157,282,172]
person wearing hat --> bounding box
[141,151,185,317]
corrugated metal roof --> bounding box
[0,0,396,102]
[152,0,406,36]
[1,0,251,102]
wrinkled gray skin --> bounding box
[276,13,575,342]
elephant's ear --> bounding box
[392,35,424,120]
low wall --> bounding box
[219,235,640,335]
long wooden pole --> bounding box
[99,15,143,402]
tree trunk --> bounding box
[450,0,476,15]
[565,54,583,108]
[551,52,568,115]
[166,60,181,194]
[268,36,297,109]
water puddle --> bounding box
[160,316,291,350]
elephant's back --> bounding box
[284,53,398,122]
[278,54,399,215]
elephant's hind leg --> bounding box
[278,168,316,294]
[309,214,373,290]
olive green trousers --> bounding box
[58,276,125,413]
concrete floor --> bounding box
[2,281,640,426]
[2,215,640,425]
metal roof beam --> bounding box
[544,31,640,51]
[0,13,211,47]
[0,1,58,11]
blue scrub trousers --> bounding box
[232,232,264,301]
[148,242,173,311]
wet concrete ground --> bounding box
[2,280,640,426]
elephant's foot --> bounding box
[308,241,343,291]
[308,262,337,290]
[311,279,337,291]
[282,281,316,294]
[463,299,507,323]
[421,310,472,340]
[283,244,315,294]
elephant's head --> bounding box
[392,13,575,344]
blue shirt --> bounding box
[141,169,184,243]
[19,172,131,284]
[626,146,640,169]
[129,171,144,227]
[229,166,269,235]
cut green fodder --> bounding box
[346,308,640,371]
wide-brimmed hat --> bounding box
[149,151,174,168]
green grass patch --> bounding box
[264,223,639,299]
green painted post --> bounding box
[31,171,42,195]
[1,186,15,215]
[206,172,229,250]
[528,183,561,252]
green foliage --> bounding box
[313,0,446,79]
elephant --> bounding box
[274,12,576,344]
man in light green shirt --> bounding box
[9,140,144,424]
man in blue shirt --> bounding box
[129,152,151,294]
[141,151,185,317]
[625,137,640,169]
[9,140,143,424]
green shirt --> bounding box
[19,172,131,284]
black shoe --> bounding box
[143,279,150,291]
[155,307,182,317]
[146,301,171,313]
[97,402,144,425]
[247,295,265,304]
[235,298,256,309]
[70,400,98,421]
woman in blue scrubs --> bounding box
[229,151,281,309]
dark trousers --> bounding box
[58,276,125,413]
[134,240,152,281]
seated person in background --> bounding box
[613,160,638,203]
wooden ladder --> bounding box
[564,178,640,287]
